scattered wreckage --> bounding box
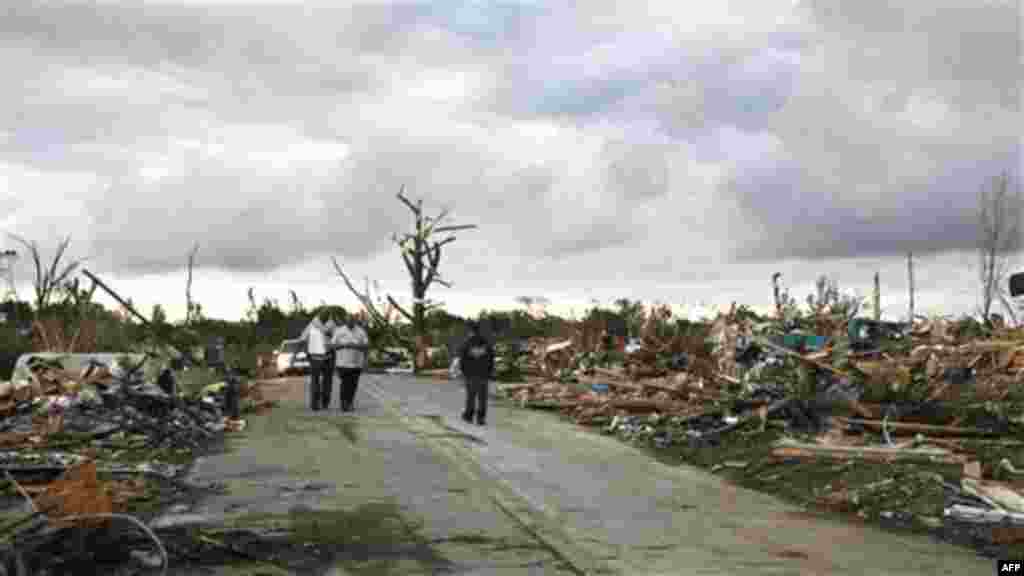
[0,349,275,574]
[494,306,1024,558]
[0,271,281,574]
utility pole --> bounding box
[873,272,881,322]
[907,252,915,324]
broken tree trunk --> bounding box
[81,269,201,367]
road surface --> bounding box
[165,374,992,575]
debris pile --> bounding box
[499,307,1024,558]
[0,352,274,572]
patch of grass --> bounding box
[624,421,960,535]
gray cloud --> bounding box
[2,0,1019,286]
[715,0,1021,261]
[602,139,671,201]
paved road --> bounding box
[174,374,993,576]
[173,375,576,575]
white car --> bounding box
[274,339,310,376]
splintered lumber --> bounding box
[591,367,628,380]
[837,418,1000,438]
[631,367,666,379]
[497,383,536,395]
[714,372,742,386]
[638,378,685,395]
[960,341,1024,354]
[772,438,966,464]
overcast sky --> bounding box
[1,0,1021,324]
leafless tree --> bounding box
[806,274,863,322]
[331,259,400,334]
[6,234,84,314]
[332,185,477,371]
[978,172,1020,324]
[184,243,200,326]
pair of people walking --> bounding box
[300,310,369,412]
[302,312,493,426]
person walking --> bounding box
[323,314,337,408]
[332,315,369,412]
[457,320,495,426]
[299,309,333,411]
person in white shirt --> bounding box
[299,309,333,411]
[331,316,369,412]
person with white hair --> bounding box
[299,308,334,411]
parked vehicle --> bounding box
[274,339,310,376]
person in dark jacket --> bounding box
[457,320,495,426]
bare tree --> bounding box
[7,234,84,314]
[184,243,200,326]
[978,172,1020,324]
[806,274,862,321]
[332,185,477,371]
[331,259,397,329]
